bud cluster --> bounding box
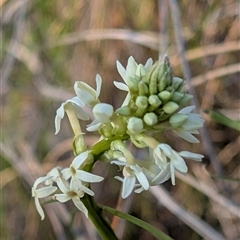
[115,55,193,134]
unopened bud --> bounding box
[171,92,184,102]
[158,91,171,101]
[172,77,184,91]
[144,112,158,126]
[178,94,193,106]
[127,76,139,93]
[169,113,188,127]
[127,117,144,134]
[148,95,162,107]
[136,96,148,108]
[163,101,179,114]
[138,81,149,96]
[136,64,147,77]
[93,103,113,123]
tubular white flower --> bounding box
[74,74,102,107]
[153,143,204,185]
[172,106,205,143]
[61,151,104,196]
[110,143,149,198]
[32,176,57,220]
[54,177,88,218]
[54,97,89,134]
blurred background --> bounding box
[1,0,240,239]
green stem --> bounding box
[81,195,118,240]
[79,134,129,239]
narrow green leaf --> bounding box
[205,109,240,131]
[102,205,174,240]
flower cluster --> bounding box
[32,55,204,219]
[32,151,103,219]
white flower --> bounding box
[74,74,102,107]
[61,151,104,196]
[54,177,88,218]
[86,103,114,132]
[114,56,153,106]
[32,176,57,220]
[55,97,89,134]
[172,106,204,143]
[113,163,149,199]
[110,145,149,198]
[153,143,203,185]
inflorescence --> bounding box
[32,55,204,219]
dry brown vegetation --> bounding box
[1,0,240,239]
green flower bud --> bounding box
[172,77,184,91]
[158,90,171,101]
[144,112,158,126]
[136,64,147,77]
[128,76,139,93]
[171,92,184,102]
[148,95,162,107]
[116,106,132,116]
[136,96,148,108]
[169,113,188,127]
[138,81,149,96]
[163,101,179,114]
[178,94,193,106]
[127,117,143,134]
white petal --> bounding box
[76,170,104,183]
[74,82,98,106]
[61,168,72,180]
[113,81,129,91]
[67,96,85,107]
[114,176,124,182]
[144,58,153,69]
[116,60,127,82]
[72,104,89,121]
[56,177,69,193]
[178,106,195,114]
[173,129,200,143]
[35,186,57,198]
[159,144,173,157]
[135,171,149,190]
[54,194,71,203]
[122,176,135,199]
[76,183,95,196]
[171,155,188,173]
[170,164,176,185]
[71,151,89,169]
[86,121,102,132]
[72,196,88,218]
[126,56,137,77]
[54,103,65,134]
[179,151,203,161]
[33,176,53,190]
[152,164,171,185]
[95,74,102,97]
[34,197,45,220]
